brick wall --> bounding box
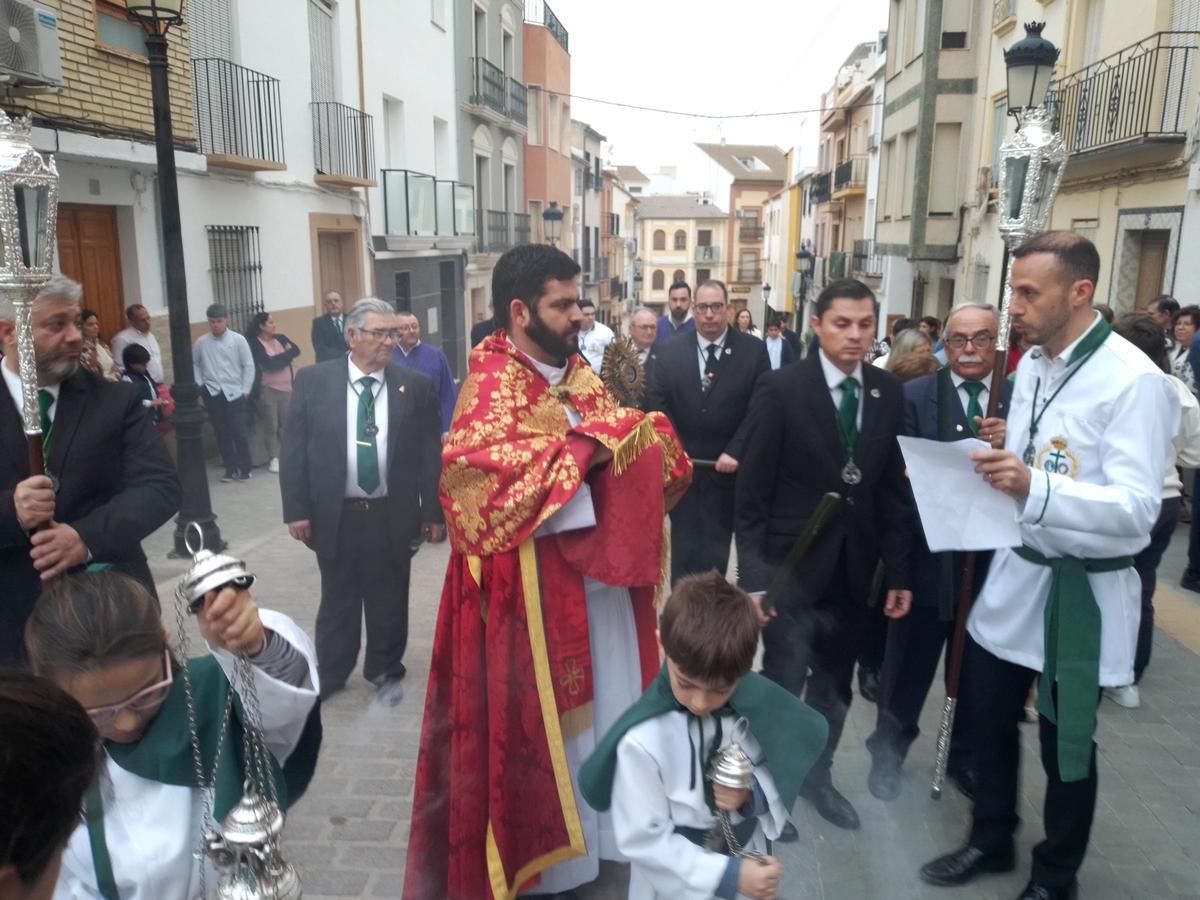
[20,1,195,146]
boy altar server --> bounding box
[580,573,828,900]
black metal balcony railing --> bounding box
[851,239,884,277]
[513,212,532,245]
[382,169,475,237]
[992,0,1016,27]
[834,155,868,190]
[738,225,764,242]
[193,58,285,165]
[828,251,847,280]
[534,0,570,52]
[509,78,528,125]
[810,171,832,205]
[486,209,510,252]
[736,265,763,283]
[1050,32,1199,157]
[312,101,374,182]
[473,57,508,114]
[695,245,720,263]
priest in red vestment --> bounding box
[403,245,691,900]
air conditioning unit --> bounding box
[0,0,62,88]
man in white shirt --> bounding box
[110,303,164,382]
[577,298,614,374]
[192,304,255,482]
[763,318,795,370]
[921,233,1177,900]
[280,298,444,706]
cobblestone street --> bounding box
[145,470,1200,899]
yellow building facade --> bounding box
[634,195,728,311]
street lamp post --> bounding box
[794,247,814,327]
[127,0,224,555]
[931,20,1064,800]
[542,200,564,246]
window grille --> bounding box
[206,226,264,333]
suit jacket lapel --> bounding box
[330,360,349,481]
[47,372,87,475]
[385,366,406,465]
[804,353,844,465]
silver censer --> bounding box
[706,718,766,862]
[176,524,302,899]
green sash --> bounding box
[578,666,828,816]
[83,655,322,899]
[1014,544,1132,782]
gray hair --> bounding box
[345,297,396,336]
[944,302,999,333]
[886,328,933,373]
[0,275,83,321]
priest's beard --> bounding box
[38,353,79,385]
[525,309,579,365]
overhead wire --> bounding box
[540,87,881,121]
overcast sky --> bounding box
[548,0,890,204]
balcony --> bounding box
[810,171,832,205]
[695,244,721,263]
[828,251,847,281]
[832,155,868,198]
[735,265,763,283]
[851,239,884,278]
[485,210,510,253]
[312,102,375,187]
[193,58,285,172]
[525,0,569,52]
[738,224,764,243]
[1051,32,1199,165]
[992,0,1017,35]
[513,212,532,245]
[467,58,528,131]
[381,169,475,250]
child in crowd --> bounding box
[24,570,322,900]
[120,343,167,425]
[0,669,98,900]
[579,573,828,900]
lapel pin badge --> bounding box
[399,384,406,393]
[869,388,881,398]
[956,424,964,433]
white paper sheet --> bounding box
[898,435,1022,552]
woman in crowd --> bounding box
[79,309,120,380]
[0,670,98,900]
[24,569,320,899]
[885,328,934,379]
[1171,305,1199,394]
[734,308,762,338]
[245,312,301,474]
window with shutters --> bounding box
[673,230,686,251]
[206,226,264,333]
[653,229,666,251]
[652,270,665,290]
[94,1,148,61]
[187,0,233,61]
[308,0,336,102]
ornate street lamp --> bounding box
[0,111,58,475]
[125,0,224,555]
[542,200,564,246]
[932,21,1065,802]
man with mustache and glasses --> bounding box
[866,303,1010,804]
[0,275,179,664]
[405,244,690,900]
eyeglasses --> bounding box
[944,333,996,351]
[358,328,402,343]
[85,649,173,728]
[694,303,726,315]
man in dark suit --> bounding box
[866,303,1011,803]
[0,276,179,663]
[628,306,659,389]
[646,279,769,584]
[735,278,913,830]
[311,291,349,363]
[282,297,443,706]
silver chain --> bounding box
[717,810,767,862]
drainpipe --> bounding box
[355,0,376,294]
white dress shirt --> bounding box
[818,348,863,430]
[578,320,615,374]
[695,328,730,384]
[3,361,59,422]
[111,326,164,382]
[968,314,1179,685]
[344,358,389,499]
[950,369,990,422]
[765,335,784,370]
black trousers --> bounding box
[315,499,412,689]
[1132,496,1179,682]
[203,391,252,475]
[761,561,863,784]
[668,467,735,584]
[866,604,972,769]
[967,636,1098,888]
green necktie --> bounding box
[37,389,53,455]
[837,377,859,459]
[356,376,380,494]
[963,381,985,436]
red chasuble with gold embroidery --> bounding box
[403,334,691,900]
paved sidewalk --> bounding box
[144,471,1200,899]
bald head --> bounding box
[396,311,420,351]
[629,308,657,351]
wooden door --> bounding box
[57,205,125,344]
[316,230,362,310]
[1134,230,1169,310]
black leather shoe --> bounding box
[858,666,880,703]
[375,677,405,707]
[868,755,902,801]
[1182,574,1200,593]
[947,766,977,802]
[920,845,1015,886]
[775,820,799,843]
[1016,880,1077,900]
[799,781,860,830]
